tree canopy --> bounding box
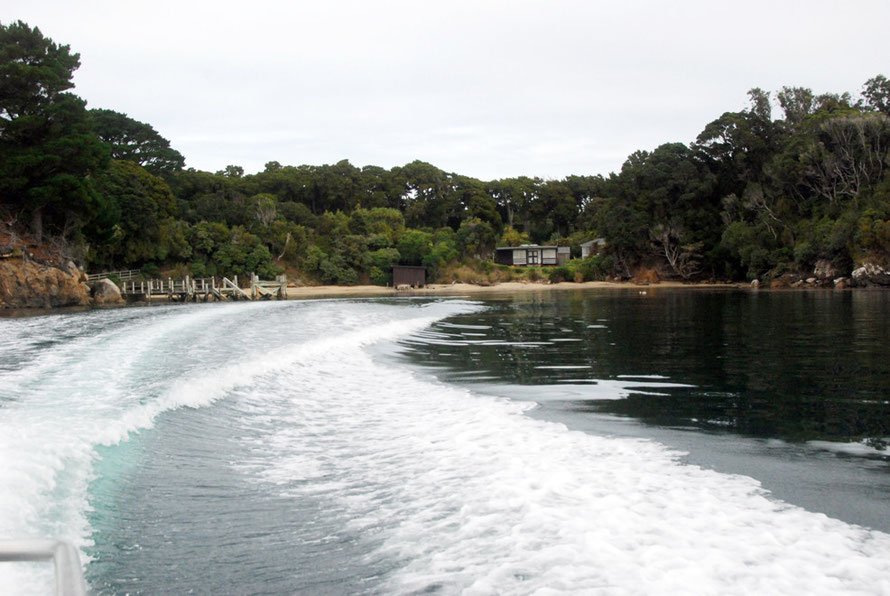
[0,20,108,239]
[89,108,185,175]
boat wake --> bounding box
[1,299,889,594]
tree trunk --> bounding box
[31,207,43,243]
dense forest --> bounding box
[2,20,889,286]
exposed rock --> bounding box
[851,263,890,287]
[750,279,760,288]
[631,267,660,285]
[89,278,125,305]
[770,272,804,289]
[63,260,80,277]
[834,277,849,289]
[0,258,91,308]
[814,259,842,280]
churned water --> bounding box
[0,294,889,594]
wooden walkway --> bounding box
[119,275,287,302]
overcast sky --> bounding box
[6,1,890,181]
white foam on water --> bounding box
[5,299,890,595]
[0,304,269,593]
[0,299,478,594]
[233,314,890,595]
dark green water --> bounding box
[401,288,890,443]
[394,288,890,530]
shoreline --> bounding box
[2,279,876,316]
[285,280,746,299]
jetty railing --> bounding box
[87,269,141,282]
[119,274,286,302]
[250,274,288,300]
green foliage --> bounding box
[423,231,459,280]
[0,20,80,117]
[89,108,185,175]
[349,207,404,245]
[0,21,109,239]
[456,217,497,259]
[854,210,890,263]
[210,226,281,279]
[252,193,279,227]
[368,247,400,285]
[859,75,890,115]
[793,240,816,267]
[369,247,400,271]
[2,23,888,287]
[396,229,433,265]
[548,255,613,283]
[548,265,572,283]
[263,220,307,264]
[91,160,179,266]
[278,201,317,227]
[498,226,531,247]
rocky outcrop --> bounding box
[89,278,125,305]
[769,272,800,288]
[631,267,660,285]
[0,258,91,308]
[813,259,842,280]
[852,263,890,287]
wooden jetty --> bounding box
[249,274,288,300]
[119,275,287,302]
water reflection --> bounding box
[399,289,890,446]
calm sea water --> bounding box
[0,291,889,594]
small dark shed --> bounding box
[392,265,426,288]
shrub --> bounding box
[793,241,816,267]
[369,266,389,286]
[549,266,571,283]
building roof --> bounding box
[580,238,606,247]
[495,244,559,251]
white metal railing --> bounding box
[0,539,86,596]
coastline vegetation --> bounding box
[2,20,889,287]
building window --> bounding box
[527,251,539,265]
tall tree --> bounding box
[859,74,890,115]
[89,108,185,175]
[0,20,108,239]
